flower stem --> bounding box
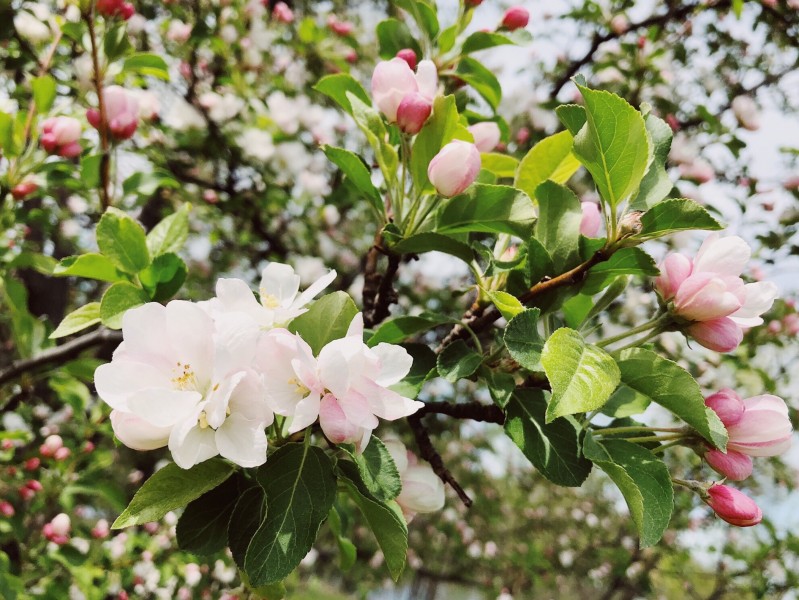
[604,433,686,444]
[591,425,685,436]
[595,313,669,348]
[86,5,112,209]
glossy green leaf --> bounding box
[53,253,124,283]
[50,303,101,339]
[146,203,191,257]
[534,181,582,271]
[461,29,532,54]
[542,328,620,422]
[342,437,401,503]
[614,347,727,449]
[323,145,383,218]
[376,18,422,58]
[556,104,586,136]
[96,207,150,274]
[481,152,519,179]
[368,314,450,346]
[632,198,724,241]
[229,487,266,569]
[573,85,650,208]
[123,53,170,80]
[456,57,502,110]
[139,252,187,302]
[436,184,536,238]
[348,94,400,190]
[582,247,658,294]
[112,459,235,529]
[505,389,593,487]
[504,308,544,371]
[629,113,673,210]
[485,290,524,321]
[437,339,482,383]
[288,292,359,355]
[314,74,371,115]
[245,444,336,586]
[32,75,57,113]
[176,475,240,556]
[99,282,149,329]
[390,232,474,263]
[515,131,581,199]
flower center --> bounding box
[287,376,310,396]
[172,362,199,391]
[259,289,281,309]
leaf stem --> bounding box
[595,313,669,348]
[591,425,685,436]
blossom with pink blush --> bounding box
[96,0,135,20]
[272,1,294,23]
[40,434,63,457]
[44,513,71,544]
[655,234,779,352]
[705,484,762,527]
[371,58,438,123]
[396,48,417,71]
[704,448,753,481]
[384,439,445,519]
[87,86,140,141]
[0,502,14,517]
[92,518,110,539]
[396,92,432,135]
[327,15,353,36]
[11,180,38,200]
[579,202,602,237]
[501,6,529,30]
[731,96,760,131]
[167,20,193,43]
[725,394,792,457]
[427,140,481,197]
[41,117,82,158]
[468,122,501,153]
[679,159,715,183]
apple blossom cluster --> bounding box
[655,233,779,352]
[95,263,423,469]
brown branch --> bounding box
[416,401,504,424]
[362,233,400,328]
[408,413,472,507]
[86,6,111,209]
[550,1,730,99]
[439,248,610,351]
[0,328,121,388]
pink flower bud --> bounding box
[54,446,71,461]
[466,0,483,6]
[705,484,762,527]
[396,92,432,135]
[88,86,140,141]
[687,317,743,352]
[501,6,529,30]
[610,15,629,34]
[427,140,481,197]
[82,441,95,453]
[26,480,43,492]
[24,457,41,471]
[705,389,745,426]
[50,513,71,537]
[397,465,446,515]
[167,20,193,43]
[319,394,368,448]
[371,58,419,122]
[345,49,358,64]
[96,0,135,20]
[92,518,110,539]
[40,434,63,456]
[726,395,792,457]
[0,502,14,517]
[468,122,501,153]
[579,202,602,237]
[704,448,753,481]
[11,181,38,200]
[395,48,417,71]
[18,487,35,501]
[515,127,530,145]
[327,16,353,36]
[272,1,294,23]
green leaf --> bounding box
[411,95,461,193]
[556,104,586,136]
[96,207,151,274]
[328,507,357,571]
[485,290,524,321]
[32,75,57,113]
[50,303,101,339]
[515,131,581,199]
[103,21,131,60]
[481,153,519,179]
[123,171,180,197]
[112,459,235,529]
[0,112,15,156]
[368,314,450,346]
[176,475,240,556]
[614,347,727,449]
[629,114,673,210]
[583,437,673,547]
[526,237,554,286]
[602,384,652,418]
[632,198,724,241]
[100,282,149,329]
[80,154,102,188]
[339,462,408,581]
[123,53,170,80]
[504,389,593,487]
[481,368,516,409]
[436,184,536,238]
[573,85,650,208]
[314,74,371,116]
[348,94,400,191]
[461,30,532,54]
[376,18,422,58]
[437,339,482,382]
[456,57,502,111]
[53,253,124,283]
[139,253,187,302]
[542,328,620,422]
[394,0,439,38]
[287,292,359,355]
[582,247,658,294]
[342,437,401,503]
[534,181,582,272]
[323,146,383,218]
[504,308,544,371]
[146,203,191,257]
[229,486,266,569]
[390,233,474,264]
[244,444,336,586]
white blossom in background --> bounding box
[384,438,446,519]
[94,301,273,469]
[14,5,52,43]
[164,98,206,131]
[239,129,275,162]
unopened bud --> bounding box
[501,6,529,31]
[705,484,762,527]
[397,92,432,135]
[618,210,643,237]
[395,48,417,71]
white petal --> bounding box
[358,378,424,421]
[228,370,273,424]
[693,234,751,277]
[127,388,203,427]
[291,269,337,311]
[730,281,779,327]
[372,343,413,386]
[415,60,438,101]
[336,390,380,429]
[346,312,364,338]
[94,360,172,411]
[286,392,322,433]
[169,417,218,469]
[214,278,272,327]
[215,414,268,468]
[204,371,247,429]
[121,303,173,360]
[110,410,170,451]
[166,301,215,381]
[260,263,301,306]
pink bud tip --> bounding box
[501,6,529,31]
[704,448,753,481]
[705,389,745,426]
[396,92,432,135]
[706,484,762,527]
[395,48,418,71]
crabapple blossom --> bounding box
[384,439,446,519]
[272,1,294,23]
[40,117,82,158]
[396,48,418,70]
[87,86,139,141]
[732,96,760,131]
[255,314,422,449]
[705,484,762,527]
[468,122,501,153]
[501,6,530,30]
[94,301,273,469]
[96,0,135,20]
[427,140,481,197]
[580,201,602,237]
[201,262,336,330]
[396,92,432,135]
[44,513,71,544]
[11,180,38,200]
[371,58,438,123]
[655,234,779,352]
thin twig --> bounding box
[416,401,504,424]
[86,5,111,209]
[408,413,472,507]
[0,328,121,388]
